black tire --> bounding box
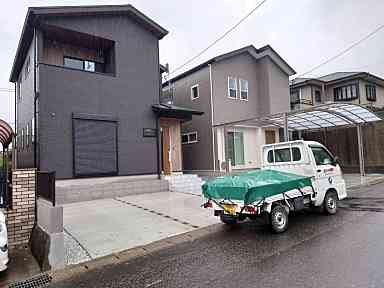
[220,213,237,225]
[270,204,288,233]
[324,191,338,215]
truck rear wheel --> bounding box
[324,191,338,215]
[270,204,288,233]
[220,213,237,225]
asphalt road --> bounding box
[50,184,384,288]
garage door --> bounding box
[73,113,118,177]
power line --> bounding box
[165,0,269,79]
[295,23,384,79]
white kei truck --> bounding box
[202,140,347,233]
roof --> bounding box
[10,4,168,82]
[152,104,204,121]
[0,119,14,148]
[212,103,382,131]
[163,45,296,86]
[290,71,384,88]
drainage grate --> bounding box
[8,273,52,288]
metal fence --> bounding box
[37,171,56,206]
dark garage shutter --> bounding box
[73,114,118,177]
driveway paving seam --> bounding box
[63,227,94,260]
[113,198,200,229]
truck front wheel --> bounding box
[324,191,338,215]
[270,204,288,233]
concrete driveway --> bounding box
[63,191,218,265]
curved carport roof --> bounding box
[0,119,14,148]
[213,103,382,177]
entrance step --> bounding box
[56,176,169,204]
[164,174,204,195]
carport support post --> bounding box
[283,112,289,142]
[357,125,365,177]
[224,125,230,173]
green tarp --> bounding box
[202,169,313,205]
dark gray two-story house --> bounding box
[10,5,201,179]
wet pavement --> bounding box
[49,183,384,288]
[0,246,41,287]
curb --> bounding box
[347,176,384,192]
[49,223,223,283]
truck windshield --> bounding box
[310,146,334,166]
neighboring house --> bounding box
[163,45,296,173]
[10,5,201,179]
[290,72,384,111]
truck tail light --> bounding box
[203,200,213,208]
[244,206,256,214]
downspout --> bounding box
[14,82,17,170]
[33,27,38,170]
[156,59,162,180]
[208,64,216,171]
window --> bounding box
[17,78,22,103]
[239,79,248,100]
[84,60,95,72]
[290,89,300,103]
[21,128,24,150]
[266,147,301,163]
[292,147,301,161]
[191,84,199,100]
[314,90,321,103]
[25,56,30,79]
[275,148,291,162]
[26,123,29,147]
[310,146,334,166]
[64,57,84,70]
[228,77,237,99]
[366,84,376,101]
[31,117,35,143]
[64,57,101,73]
[334,84,358,101]
[267,150,274,163]
[181,132,198,144]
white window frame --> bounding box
[228,76,237,99]
[239,78,249,101]
[190,84,199,100]
[181,131,198,144]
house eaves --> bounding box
[10,4,168,82]
[163,44,296,87]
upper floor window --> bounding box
[228,77,237,99]
[17,78,22,103]
[191,84,199,100]
[366,84,376,101]
[64,57,103,73]
[181,132,198,144]
[334,84,358,101]
[314,90,321,103]
[239,79,248,100]
[24,56,30,80]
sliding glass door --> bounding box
[227,131,245,166]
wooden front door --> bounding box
[265,130,276,144]
[162,127,171,175]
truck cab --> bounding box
[261,140,347,206]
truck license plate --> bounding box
[223,204,237,215]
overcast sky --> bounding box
[1,0,384,126]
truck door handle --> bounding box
[317,169,322,173]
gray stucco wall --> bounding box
[16,39,35,168]
[37,14,160,179]
[171,66,214,171]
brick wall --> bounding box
[6,169,36,247]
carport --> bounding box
[0,119,13,207]
[214,103,382,177]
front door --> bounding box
[265,130,276,144]
[162,127,171,175]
